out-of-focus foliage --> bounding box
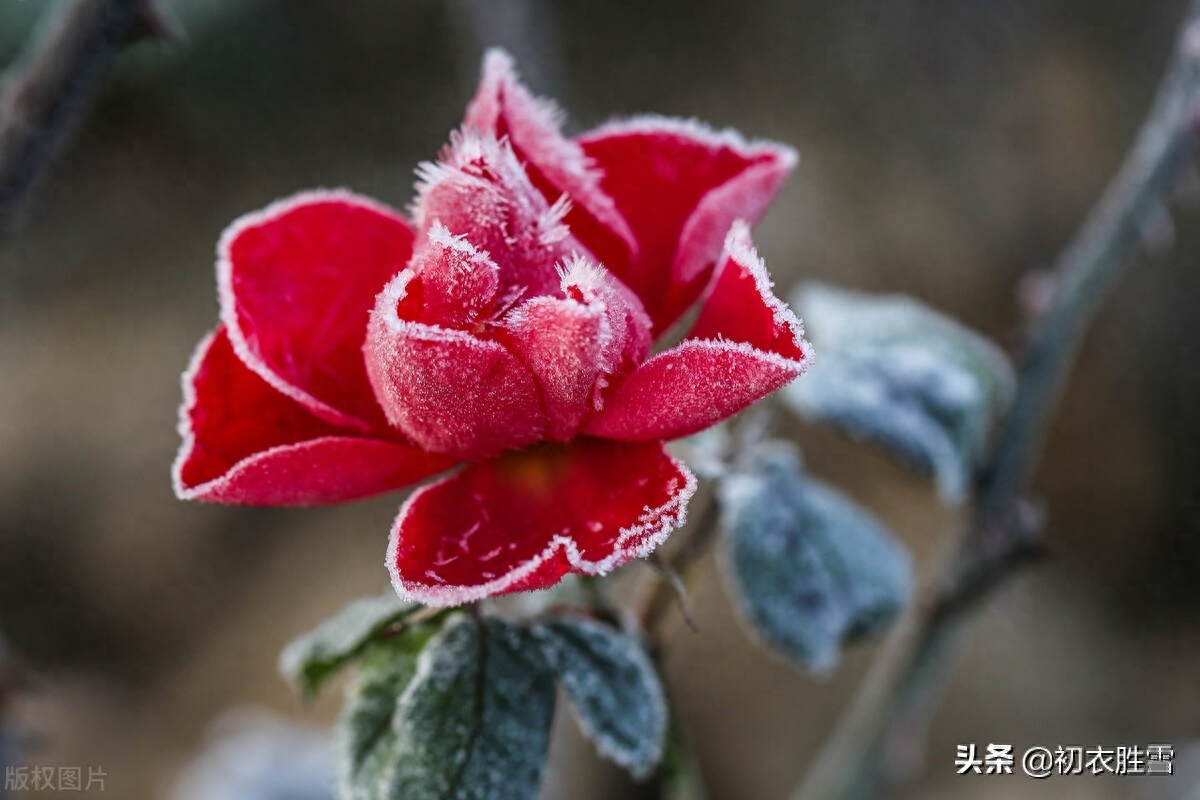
[337,630,430,800]
[784,284,1015,503]
[169,710,334,800]
[718,443,911,672]
[279,593,416,700]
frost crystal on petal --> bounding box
[412,129,587,299]
[388,440,696,607]
[585,223,811,442]
[176,49,799,610]
[364,270,547,460]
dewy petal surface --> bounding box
[585,223,812,442]
[174,327,455,505]
[577,116,796,333]
[388,439,697,607]
[365,269,546,460]
[219,190,415,430]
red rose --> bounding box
[173,50,812,606]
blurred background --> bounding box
[1,0,1199,798]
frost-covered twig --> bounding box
[795,2,1200,798]
[0,0,164,234]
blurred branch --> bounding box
[639,495,719,639]
[794,2,1200,798]
[0,0,166,236]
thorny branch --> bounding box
[794,2,1200,798]
[0,0,166,235]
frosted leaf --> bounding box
[279,593,416,699]
[386,615,556,800]
[718,443,911,672]
[783,283,1015,503]
[338,632,430,800]
[532,618,667,779]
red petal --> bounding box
[577,116,796,333]
[501,258,652,440]
[174,328,455,505]
[412,132,576,298]
[388,439,697,606]
[502,294,605,441]
[462,49,637,271]
[365,270,546,460]
[219,190,415,431]
[584,223,813,441]
[409,223,500,328]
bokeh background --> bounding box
[2,1,1199,798]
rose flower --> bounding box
[173,51,812,606]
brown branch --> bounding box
[638,492,721,640]
[794,2,1200,798]
[0,0,166,235]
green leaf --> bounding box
[532,618,667,779]
[783,283,1015,503]
[387,615,556,800]
[279,593,416,699]
[338,629,432,800]
[719,444,912,672]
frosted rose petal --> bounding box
[585,223,812,441]
[578,117,796,333]
[218,190,415,430]
[463,49,637,271]
[174,328,454,505]
[503,259,652,439]
[365,270,546,460]
[413,131,583,299]
[388,439,697,607]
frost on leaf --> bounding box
[279,593,416,699]
[718,443,911,673]
[783,283,1015,503]
[338,631,430,800]
[387,615,556,800]
[532,617,667,780]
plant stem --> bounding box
[0,0,163,235]
[794,3,1200,798]
[639,492,720,639]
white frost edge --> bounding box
[411,129,526,226]
[721,220,812,363]
[475,48,639,259]
[424,221,502,276]
[386,452,698,608]
[578,113,799,170]
[371,249,510,350]
[645,221,814,375]
[170,328,376,504]
[215,187,411,434]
